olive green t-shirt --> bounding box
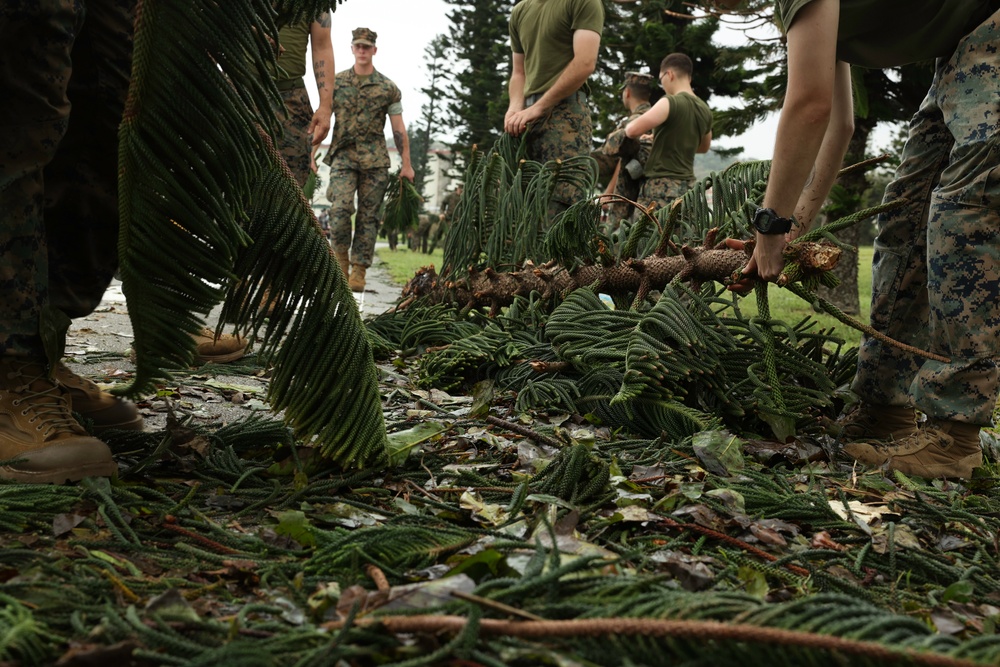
[274,22,310,82]
[510,0,605,96]
[644,93,713,180]
[775,0,999,67]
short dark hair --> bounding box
[659,53,694,79]
[625,81,652,101]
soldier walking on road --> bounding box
[324,27,414,292]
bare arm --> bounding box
[308,13,334,146]
[603,159,621,199]
[790,61,854,235]
[748,0,844,282]
[626,97,670,138]
[505,52,527,129]
[697,130,713,154]
[505,29,601,136]
[389,114,415,182]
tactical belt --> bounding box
[524,89,587,108]
[276,77,305,91]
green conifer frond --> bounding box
[442,139,599,279]
[116,0,386,467]
[382,170,424,235]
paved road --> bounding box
[63,252,402,431]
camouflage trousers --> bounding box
[853,9,1000,426]
[524,91,593,222]
[610,170,643,225]
[326,157,390,267]
[277,85,314,188]
[412,214,433,254]
[637,176,696,217]
[0,0,134,359]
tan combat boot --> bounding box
[54,363,144,433]
[349,264,367,292]
[193,328,247,364]
[0,358,117,484]
[334,250,351,279]
[833,403,916,442]
[843,418,983,479]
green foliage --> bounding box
[411,35,451,197]
[441,135,601,279]
[443,0,512,156]
[116,0,386,467]
[596,1,777,144]
[382,171,424,236]
[5,404,1000,664]
[0,593,61,665]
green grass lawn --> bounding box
[738,245,874,349]
[376,246,444,285]
[378,245,875,349]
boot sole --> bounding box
[89,414,145,434]
[887,453,983,480]
[843,443,983,479]
[196,349,247,364]
[0,459,118,484]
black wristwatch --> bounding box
[752,207,794,235]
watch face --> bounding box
[754,208,791,234]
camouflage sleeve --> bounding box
[603,128,639,159]
[386,80,402,116]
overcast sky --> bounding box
[303,1,891,160]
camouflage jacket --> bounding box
[601,102,652,164]
[324,67,402,170]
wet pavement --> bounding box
[63,250,402,431]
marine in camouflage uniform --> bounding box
[629,54,712,216]
[598,72,655,224]
[271,14,333,187]
[324,27,414,276]
[506,0,604,223]
[853,9,1000,427]
[430,184,463,253]
[1,0,134,361]
[0,0,144,483]
[412,214,433,254]
[749,0,1000,478]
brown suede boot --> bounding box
[193,328,247,364]
[0,359,117,484]
[54,363,144,433]
[349,264,367,292]
[843,418,983,479]
[334,250,350,279]
[833,403,916,442]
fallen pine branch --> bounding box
[321,615,983,667]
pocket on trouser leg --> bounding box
[925,197,1000,360]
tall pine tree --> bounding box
[443,0,511,160]
[411,34,451,204]
[594,1,770,145]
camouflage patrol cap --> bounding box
[352,27,377,45]
[619,71,656,92]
